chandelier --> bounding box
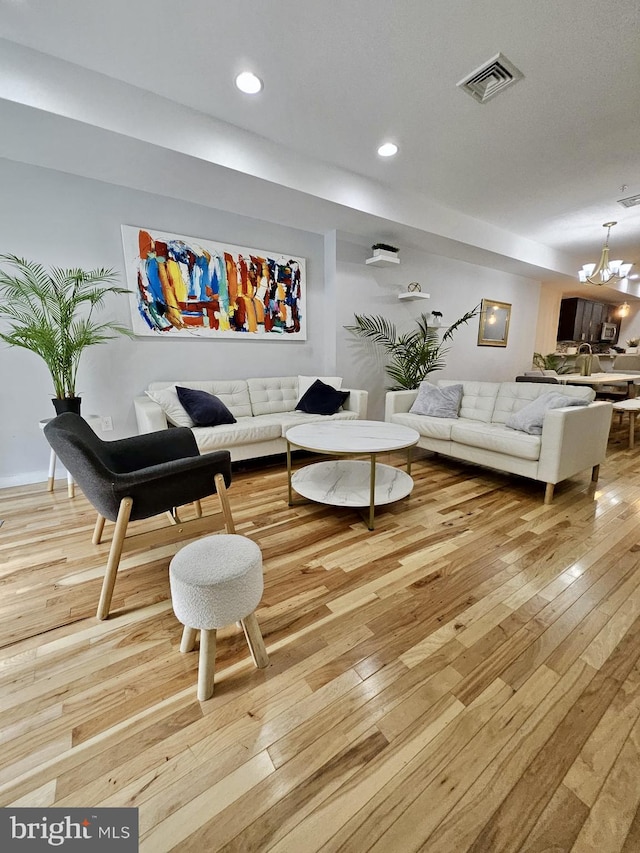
[578,222,632,285]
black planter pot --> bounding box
[52,397,82,416]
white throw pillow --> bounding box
[298,375,343,397]
[146,387,194,427]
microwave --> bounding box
[601,322,617,341]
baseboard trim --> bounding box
[0,469,52,490]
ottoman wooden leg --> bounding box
[198,628,217,701]
[180,625,198,653]
[241,612,269,669]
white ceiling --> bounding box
[0,0,639,284]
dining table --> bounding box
[556,372,640,398]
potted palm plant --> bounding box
[0,254,133,414]
[345,306,479,389]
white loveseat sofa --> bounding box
[385,379,613,503]
[134,376,368,462]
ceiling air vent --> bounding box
[457,53,524,103]
[618,194,640,208]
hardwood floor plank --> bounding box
[431,617,640,853]
[563,662,640,808]
[216,729,390,852]
[517,783,590,853]
[177,725,388,852]
[140,749,276,851]
[366,662,585,853]
[280,678,513,853]
[569,709,640,852]
[621,801,640,853]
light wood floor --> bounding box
[1,420,640,852]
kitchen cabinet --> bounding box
[557,297,619,343]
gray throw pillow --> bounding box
[409,382,463,418]
[505,392,589,435]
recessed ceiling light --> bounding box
[377,142,398,158]
[235,71,263,95]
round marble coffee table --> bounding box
[285,420,419,530]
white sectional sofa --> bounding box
[385,379,613,503]
[134,376,368,462]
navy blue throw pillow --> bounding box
[295,379,350,415]
[176,386,237,427]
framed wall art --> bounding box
[121,225,306,340]
[478,299,511,347]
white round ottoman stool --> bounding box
[169,534,269,701]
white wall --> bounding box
[336,240,542,419]
[0,159,326,486]
[618,306,640,345]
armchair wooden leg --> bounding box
[96,496,133,621]
[92,514,106,545]
[214,472,236,534]
[166,508,181,525]
[241,612,269,669]
[544,483,555,505]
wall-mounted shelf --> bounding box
[398,291,430,302]
[365,255,400,267]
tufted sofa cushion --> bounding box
[491,382,594,424]
[439,380,501,423]
[247,377,299,415]
[147,380,253,419]
[192,417,283,452]
[386,411,455,440]
[450,421,542,460]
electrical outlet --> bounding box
[100,416,113,431]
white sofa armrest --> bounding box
[537,401,612,485]
[385,390,418,421]
[342,388,368,419]
[134,395,169,433]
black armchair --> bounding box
[44,413,235,620]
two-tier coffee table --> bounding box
[285,420,420,530]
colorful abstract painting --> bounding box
[121,226,306,339]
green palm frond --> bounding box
[346,304,480,389]
[344,314,399,351]
[0,254,133,398]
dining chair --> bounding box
[515,375,559,384]
[612,354,640,373]
[574,354,603,374]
